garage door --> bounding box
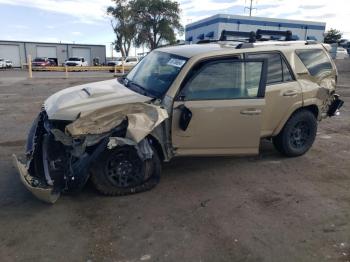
[36,46,57,59]
[72,48,91,65]
[0,45,21,67]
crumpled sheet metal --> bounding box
[107,137,153,160]
[66,103,168,143]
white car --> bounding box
[336,47,349,59]
[123,57,139,66]
[65,57,88,66]
[108,57,139,73]
[111,57,139,66]
[5,60,13,68]
[0,58,6,69]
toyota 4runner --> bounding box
[13,30,344,203]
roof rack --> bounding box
[195,29,319,49]
[256,29,293,41]
[219,30,256,43]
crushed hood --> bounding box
[44,79,152,121]
[66,103,168,143]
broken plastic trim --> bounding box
[12,154,60,204]
[13,103,169,204]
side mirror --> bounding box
[178,105,192,131]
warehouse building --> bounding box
[185,14,326,44]
[0,40,106,67]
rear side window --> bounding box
[246,52,293,84]
[180,60,265,101]
[295,49,333,77]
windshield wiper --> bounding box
[125,79,157,98]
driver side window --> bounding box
[181,59,264,101]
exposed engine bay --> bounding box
[13,103,168,204]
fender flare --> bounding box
[272,102,319,136]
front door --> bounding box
[171,57,268,156]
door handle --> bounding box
[283,90,298,97]
[240,109,262,115]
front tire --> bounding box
[90,144,161,196]
[273,110,317,157]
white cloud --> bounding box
[1,0,350,38]
[10,24,30,29]
[0,0,112,23]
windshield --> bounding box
[68,58,81,61]
[125,51,188,98]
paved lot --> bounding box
[0,65,349,262]
[0,69,116,80]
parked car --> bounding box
[13,30,344,203]
[107,57,123,72]
[0,58,6,69]
[108,57,139,72]
[65,57,88,66]
[5,60,13,68]
[338,39,349,48]
[336,47,349,59]
[32,57,56,68]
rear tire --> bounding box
[273,110,317,157]
[90,144,161,196]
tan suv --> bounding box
[13,30,344,203]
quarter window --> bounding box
[295,49,333,77]
[246,53,293,84]
[181,60,264,101]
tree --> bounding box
[324,28,342,44]
[131,0,183,50]
[107,0,136,57]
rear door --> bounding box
[171,57,267,156]
[245,52,302,137]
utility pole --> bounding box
[111,42,114,59]
[245,0,257,17]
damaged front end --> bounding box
[13,103,168,204]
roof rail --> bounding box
[256,29,293,41]
[220,30,256,43]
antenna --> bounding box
[244,0,257,17]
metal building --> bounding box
[185,14,326,44]
[0,40,106,67]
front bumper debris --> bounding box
[12,154,60,204]
[13,103,169,203]
[327,94,344,117]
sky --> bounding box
[0,0,349,56]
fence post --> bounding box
[65,66,68,79]
[122,58,125,75]
[28,55,33,79]
[114,65,117,77]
